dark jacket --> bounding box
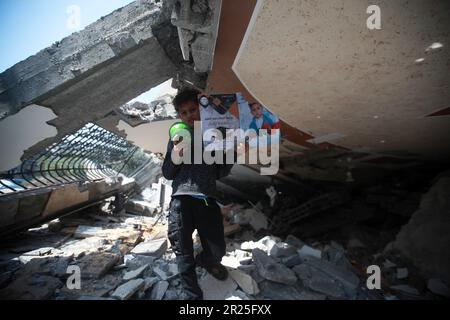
[162,139,234,199]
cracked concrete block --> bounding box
[252,249,297,286]
[199,273,238,301]
[293,264,346,299]
[0,274,63,300]
[123,265,149,281]
[191,33,215,73]
[229,269,260,296]
[77,253,119,280]
[59,237,108,258]
[131,238,167,258]
[124,254,156,270]
[112,279,145,300]
[149,280,169,300]
[153,262,179,281]
[298,245,322,260]
[269,242,297,258]
[303,257,360,296]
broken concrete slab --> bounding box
[269,242,297,258]
[0,274,62,300]
[15,256,71,279]
[77,253,119,280]
[298,245,322,260]
[281,254,303,268]
[111,279,145,300]
[153,262,179,281]
[229,269,260,296]
[293,264,346,299]
[149,280,169,300]
[241,236,281,254]
[143,277,159,292]
[123,265,149,281]
[285,235,305,249]
[303,257,360,295]
[131,238,167,258]
[199,273,238,301]
[124,254,156,270]
[59,237,108,258]
[221,253,251,270]
[252,249,297,285]
[61,274,122,300]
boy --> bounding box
[162,89,234,300]
[249,102,281,135]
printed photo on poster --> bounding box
[237,93,281,148]
[198,93,240,150]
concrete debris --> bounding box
[59,237,108,258]
[0,274,63,300]
[124,254,156,270]
[153,262,179,281]
[303,257,360,296]
[269,242,297,258]
[285,235,305,249]
[149,281,169,300]
[77,253,119,280]
[241,236,281,254]
[199,273,238,301]
[427,279,450,298]
[123,265,149,281]
[229,269,260,296]
[131,238,168,258]
[15,256,71,279]
[293,264,346,299]
[61,274,122,300]
[143,277,160,292]
[221,255,241,270]
[252,249,298,285]
[281,255,303,268]
[111,279,145,300]
[298,245,322,260]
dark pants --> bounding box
[168,196,226,300]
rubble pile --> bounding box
[0,170,449,300]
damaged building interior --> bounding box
[0,0,449,301]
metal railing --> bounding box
[0,123,151,196]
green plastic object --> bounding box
[169,122,191,141]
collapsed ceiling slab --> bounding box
[0,0,223,164]
[233,0,450,163]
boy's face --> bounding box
[178,100,200,128]
[250,104,263,119]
